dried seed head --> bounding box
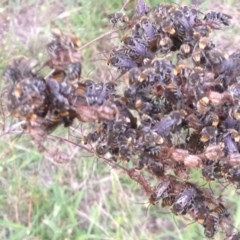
[184,155,201,167]
[204,144,224,161]
[171,149,189,162]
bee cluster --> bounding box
[3,30,119,138]
[2,0,240,239]
[105,2,240,238]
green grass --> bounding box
[1,0,240,240]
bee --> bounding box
[43,108,62,132]
[137,98,155,115]
[133,94,148,110]
[107,48,140,72]
[196,96,211,115]
[189,194,210,225]
[136,68,156,87]
[3,66,21,85]
[202,160,217,181]
[161,18,176,35]
[83,80,110,106]
[165,80,182,101]
[121,35,154,59]
[3,56,39,84]
[136,0,150,16]
[192,48,206,66]
[186,113,203,131]
[154,4,176,21]
[45,77,71,109]
[177,43,192,61]
[171,183,197,215]
[215,202,229,217]
[149,178,173,205]
[191,37,214,67]
[200,126,218,143]
[203,159,227,181]
[51,29,82,49]
[46,31,82,71]
[131,22,143,38]
[8,77,49,118]
[152,59,174,83]
[44,108,77,132]
[227,166,240,183]
[203,112,220,127]
[203,203,229,239]
[223,116,240,131]
[46,43,82,71]
[150,98,165,114]
[224,134,239,155]
[147,161,165,178]
[50,69,66,82]
[204,49,228,78]
[186,131,204,153]
[162,195,175,208]
[66,62,82,81]
[194,21,212,38]
[186,66,205,97]
[174,64,192,86]
[145,145,162,157]
[204,11,232,29]
[108,11,129,26]
[172,12,191,40]
[107,54,138,71]
[205,48,226,66]
[157,36,173,54]
[119,146,132,162]
[60,109,77,127]
[203,209,219,238]
[229,105,240,121]
[153,115,176,137]
[153,111,184,137]
[139,16,158,51]
[180,5,199,27]
[82,131,101,144]
[96,143,109,156]
[174,162,188,179]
